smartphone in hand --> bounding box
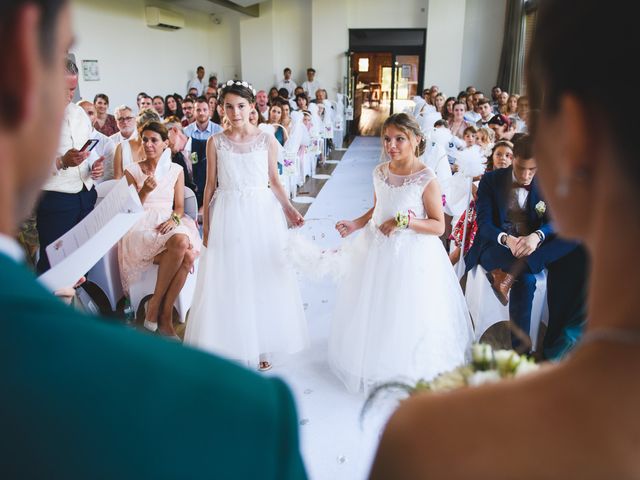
[79,139,99,152]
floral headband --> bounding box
[222,80,257,96]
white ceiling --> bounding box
[169,0,268,14]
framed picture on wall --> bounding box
[401,64,411,79]
[82,60,100,81]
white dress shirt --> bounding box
[187,77,205,96]
[301,80,321,98]
[109,129,138,146]
[0,233,24,263]
[42,102,94,194]
[277,79,297,97]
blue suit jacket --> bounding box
[465,167,554,271]
[0,254,307,479]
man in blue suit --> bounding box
[465,135,577,349]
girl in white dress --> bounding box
[184,81,309,371]
[332,113,473,393]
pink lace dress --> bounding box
[118,162,201,293]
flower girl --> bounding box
[184,81,309,371]
[332,113,473,393]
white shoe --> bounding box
[143,302,158,332]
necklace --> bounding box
[578,327,640,348]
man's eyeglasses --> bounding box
[116,116,135,122]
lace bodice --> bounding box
[214,132,271,190]
[372,162,436,225]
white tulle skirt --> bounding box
[184,188,309,368]
[328,222,474,393]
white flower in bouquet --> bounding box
[467,370,502,387]
[472,343,493,367]
[426,366,471,392]
[494,349,520,374]
[515,358,539,377]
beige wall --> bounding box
[70,0,506,107]
[71,0,241,110]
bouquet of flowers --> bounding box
[362,343,539,420]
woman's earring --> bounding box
[414,145,420,157]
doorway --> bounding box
[348,29,426,136]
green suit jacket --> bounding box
[0,254,307,479]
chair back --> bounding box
[184,186,198,221]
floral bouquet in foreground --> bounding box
[362,344,539,420]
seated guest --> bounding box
[280,100,293,134]
[181,97,195,127]
[268,103,289,147]
[268,87,279,105]
[278,88,290,100]
[113,108,161,179]
[152,95,165,117]
[93,93,118,136]
[256,90,269,121]
[249,108,264,126]
[290,86,304,110]
[136,91,149,111]
[119,121,201,338]
[475,98,494,128]
[205,86,217,99]
[184,97,223,206]
[450,101,471,139]
[487,113,516,141]
[77,100,116,181]
[0,6,308,472]
[464,135,578,349]
[165,117,197,195]
[109,105,137,145]
[311,88,328,104]
[512,95,530,133]
[295,92,309,112]
[164,94,183,120]
[208,74,218,89]
[138,94,152,112]
[208,95,218,123]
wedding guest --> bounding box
[207,95,218,123]
[512,95,530,133]
[164,94,183,120]
[205,86,217,99]
[497,91,509,114]
[433,93,445,115]
[136,91,148,111]
[295,92,309,112]
[312,89,328,104]
[268,103,288,146]
[181,97,195,126]
[503,93,520,116]
[302,68,321,98]
[36,58,104,273]
[187,65,205,96]
[77,100,116,181]
[466,135,578,350]
[152,95,165,116]
[277,67,297,98]
[487,113,516,141]
[184,97,223,206]
[109,105,137,145]
[119,121,201,338]
[280,100,293,134]
[268,87,280,105]
[165,117,197,194]
[93,93,118,136]
[490,85,502,111]
[249,108,264,126]
[113,108,161,179]
[450,102,471,139]
[475,98,494,128]
[443,96,456,122]
[278,88,290,100]
[371,2,632,478]
[138,94,152,112]
[462,125,478,148]
[188,87,199,98]
[208,74,218,89]
[1,4,307,477]
[256,90,269,121]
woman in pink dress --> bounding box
[119,121,201,338]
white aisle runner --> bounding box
[270,137,395,480]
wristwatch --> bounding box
[500,233,508,246]
[534,230,544,247]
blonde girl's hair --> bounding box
[381,113,426,157]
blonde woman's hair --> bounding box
[136,108,161,130]
[382,113,426,157]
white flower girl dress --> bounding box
[329,162,473,393]
[184,131,309,367]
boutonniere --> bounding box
[190,152,198,164]
[535,201,546,217]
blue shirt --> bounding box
[184,120,223,141]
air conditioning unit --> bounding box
[145,6,185,30]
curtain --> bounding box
[496,0,526,94]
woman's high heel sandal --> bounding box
[143,302,158,332]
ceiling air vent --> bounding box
[145,6,185,30]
